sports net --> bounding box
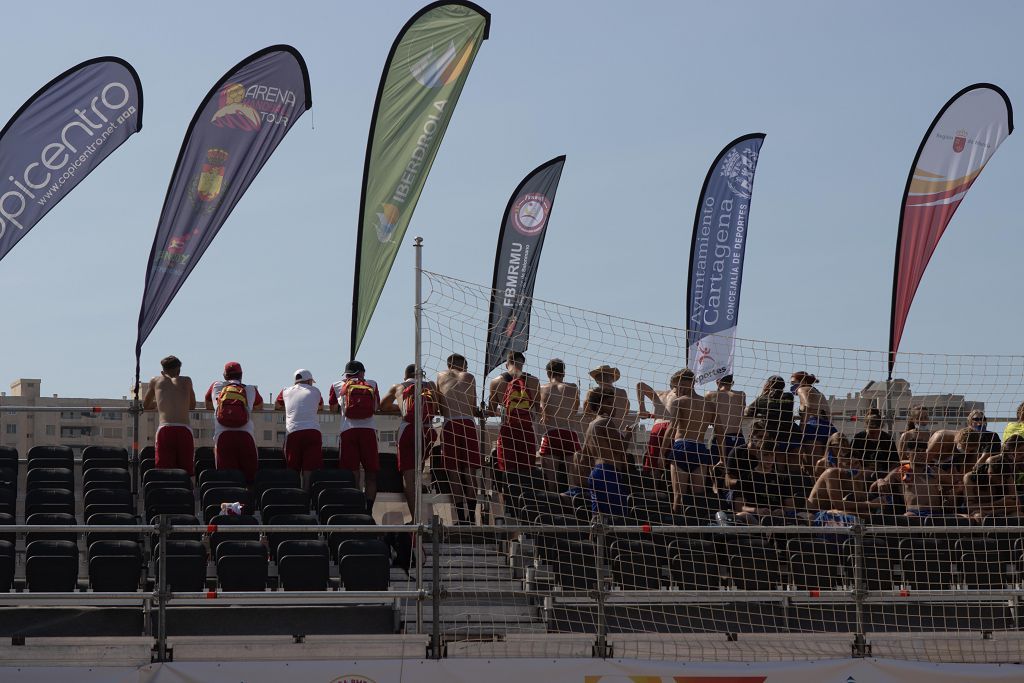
[416,269,1024,662]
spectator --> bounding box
[143,355,196,479]
[583,386,631,523]
[204,361,263,483]
[807,437,881,518]
[584,365,630,433]
[963,435,1024,520]
[436,353,481,524]
[636,379,676,477]
[873,430,959,518]
[706,375,747,473]
[488,351,541,491]
[274,369,323,491]
[1001,401,1024,441]
[730,434,800,525]
[381,364,438,518]
[538,358,581,493]
[329,360,381,512]
[743,375,797,460]
[667,368,720,513]
[902,405,932,444]
[965,409,1001,456]
[850,408,898,479]
[813,432,852,480]
[791,371,835,462]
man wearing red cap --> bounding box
[204,361,263,482]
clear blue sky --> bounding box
[1,0,1022,400]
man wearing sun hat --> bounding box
[275,368,324,490]
[584,364,630,433]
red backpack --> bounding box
[342,379,376,419]
[402,382,438,424]
[216,382,250,428]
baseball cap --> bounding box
[344,360,365,376]
[224,361,242,377]
[294,369,314,384]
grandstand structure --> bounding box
[0,265,1022,678]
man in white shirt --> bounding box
[275,368,323,490]
[329,360,381,510]
[204,361,263,482]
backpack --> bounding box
[503,376,532,412]
[342,379,376,419]
[216,382,250,428]
[402,382,437,424]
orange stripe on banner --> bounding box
[908,165,983,194]
[674,678,768,683]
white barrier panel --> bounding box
[3,658,1023,683]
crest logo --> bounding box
[211,83,261,131]
[410,39,475,88]
[376,203,401,242]
[189,148,229,211]
[953,129,967,153]
[720,147,758,199]
[329,676,376,683]
[157,227,200,270]
[511,193,551,236]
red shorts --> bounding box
[397,422,435,472]
[155,425,195,475]
[497,413,536,472]
[441,418,481,471]
[339,428,379,472]
[538,428,580,461]
[285,429,323,472]
[215,431,257,482]
[644,421,672,470]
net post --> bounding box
[413,236,425,641]
[430,513,443,659]
[851,521,870,658]
[593,519,610,659]
[154,514,169,662]
[130,389,142,498]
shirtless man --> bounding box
[705,375,746,471]
[807,440,881,518]
[582,386,632,521]
[584,365,630,433]
[792,371,834,463]
[538,358,580,493]
[143,356,196,477]
[964,435,1024,520]
[436,354,481,523]
[636,380,675,474]
[488,351,542,490]
[667,368,721,511]
[872,431,960,517]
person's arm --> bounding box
[328,384,341,414]
[378,384,401,414]
[636,382,656,418]
[203,383,214,411]
[274,391,285,411]
[870,467,899,495]
[529,376,542,420]
[142,379,156,411]
[486,376,502,417]
[251,388,263,412]
[186,378,196,410]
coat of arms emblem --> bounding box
[720,148,758,199]
[953,129,967,153]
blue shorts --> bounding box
[802,417,836,444]
[670,439,711,472]
[906,508,936,518]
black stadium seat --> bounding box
[146,488,196,521]
[729,539,783,591]
[82,445,130,466]
[209,514,261,561]
[156,540,207,592]
[216,541,268,591]
[261,488,310,522]
[83,467,131,494]
[326,514,377,560]
[254,470,301,505]
[202,486,253,523]
[27,445,74,468]
[266,513,319,560]
[26,540,79,592]
[84,488,134,518]
[321,446,339,469]
[198,469,247,500]
[194,447,216,480]
[88,540,142,591]
[0,488,17,517]
[143,468,191,494]
[26,467,74,492]
[278,540,330,591]
[670,539,721,590]
[0,446,18,473]
[26,487,75,517]
[257,447,286,471]
[0,466,16,497]
[25,513,78,546]
[0,513,14,545]
[317,487,366,521]
[86,512,140,545]
[310,469,358,502]
[0,539,14,592]
[339,547,389,591]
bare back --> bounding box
[586,384,629,431]
[437,369,477,419]
[147,374,195,426]
[797,386,830,421]
[707,388,746,435]
[670,392,716,443]
[582,415,627,471]
[540,380,580,432]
